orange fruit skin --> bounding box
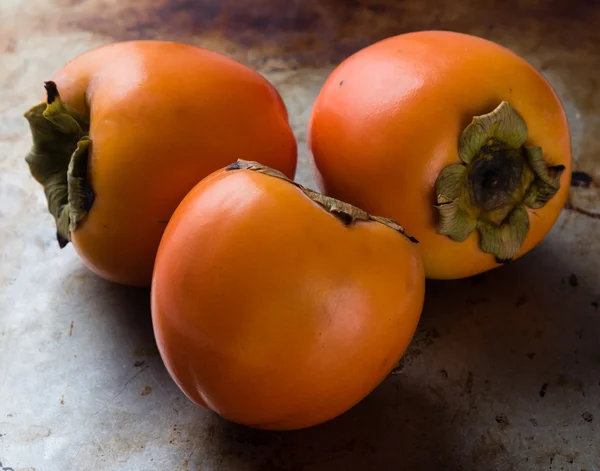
[151,167,424,430]
[52,40,297,286]
[308,31,572,279]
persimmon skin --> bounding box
[151,167,424,430]
[53,41,297,286]
[308,31,572,279]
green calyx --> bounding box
[226,160,418,243]
[435,101,565,262]
[24,81,93,247]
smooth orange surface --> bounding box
[308,31,572,279]
[151,168,425,430]
[52,41,297,286]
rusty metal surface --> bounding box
[1,1,599,470]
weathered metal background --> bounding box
[1,1,599,470]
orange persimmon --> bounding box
[24,40,297,286]
[151,160,424,430]
[308,31,572,279]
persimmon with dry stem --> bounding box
[24,40,297,286]
[151,160,425,430]
[308,31,572,279]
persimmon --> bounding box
[308,31,572,279]
[151,160,424,430]
[24,40,297,286]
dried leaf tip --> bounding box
[226,159,418,243]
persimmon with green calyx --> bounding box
[24,40,297,286]
[151,160,424,430]
[308,30,572,279]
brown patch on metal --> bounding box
[390,355,408,375]
[391,327,440,373]
[0,131,23,141]
[420,328,441,346]
[571,171,594,188]
[53,0,350,68]
[68,320,74,336]
[495,414,511,430]
[60,395,65,405]
[3,37,16,53]
[569,273,579,287]
[141,386,153,396]
[47,0,600,72]
[582,411,593,423]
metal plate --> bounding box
[1,1,599,469]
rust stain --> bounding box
[2,37,16,53]
[0,131,23,141]
[494,414,511,430]
[568,273,579,287]
[141,386,153,396]
[60,395,65,405]
[44,0,600,75]
[392,327,440,373]
[571,171,594,188]
[68,320,74,336]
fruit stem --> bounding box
[23,81,94,247]
[226,160,418,243]
[435,101,565,262]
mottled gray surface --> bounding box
[1,1,600,470]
